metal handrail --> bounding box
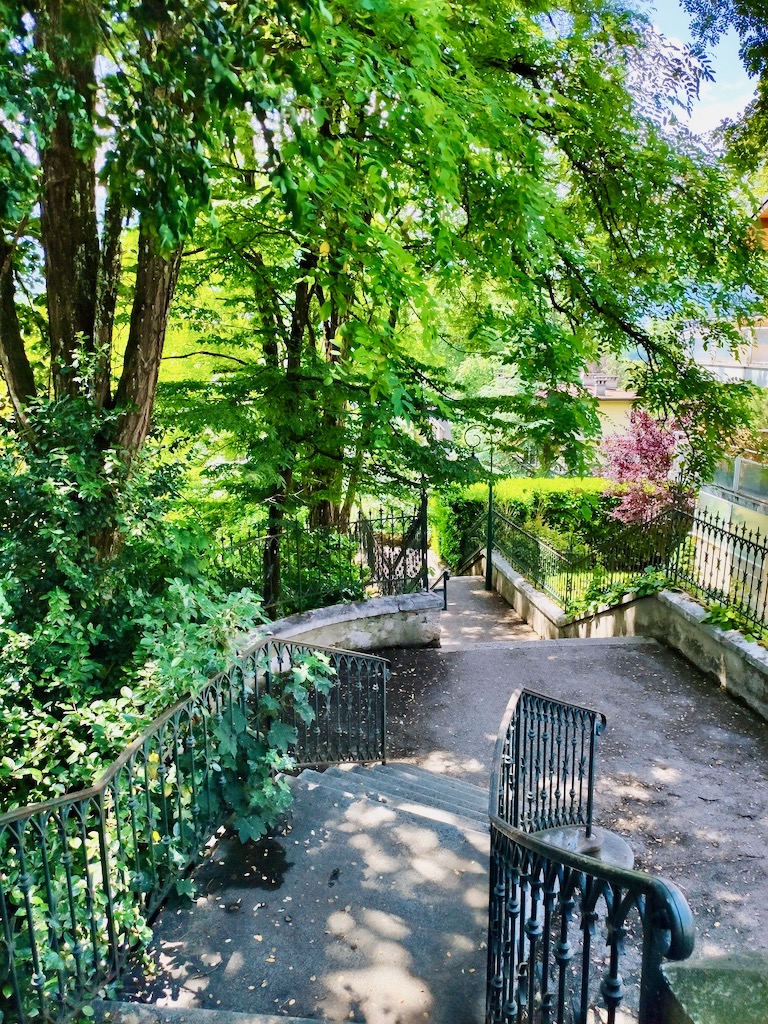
[487,816,695,1023]
[486,499,768,631]
[486,688,694,1024]
[429,569,451,610]
[489,687,606,836]
[456,512,487,575]
[492,510,576,567]
[0,638,389,1024]
[489,816,695,961]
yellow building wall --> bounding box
[597,398,635,434]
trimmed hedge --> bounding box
[431,477,618,570]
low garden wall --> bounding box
[469,552,768,724]
[242,591,443,652]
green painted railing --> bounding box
[0,638,389,1024]
[487,689,695,1024]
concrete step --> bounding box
[117,774,489,1024]
[93,1002,323,1024]
[293,769,488,836]
[438,635,656,652]
[382,761,489,803]
[294,768,488,835]
[339,764,488,820]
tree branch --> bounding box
[162,350,249,366]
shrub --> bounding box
[431,477,616,567]
[0,397,267,809]
[601,410,693,523]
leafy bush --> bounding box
[0,396,267,809]
[431,477,615,568]
[601,410,694,523]
[575,566,671,614]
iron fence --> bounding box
[0,639,389,1024]
[487,689,694,1024]
[217,502,429,618]
[457,511,487,574]
[491,512,577,606]
[488,503,768,632]
[664,507,768,634]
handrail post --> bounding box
[585,712,600,839]
[381,663,388,765]
[485,446,494,591]
[420,485,429,591]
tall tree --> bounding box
[3,0,766,563]
[0,0,311,465]
[160,0,768,532]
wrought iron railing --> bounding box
[486,502,768,632]
[487,689,694,1024]
[457,511,487,574]
[0,639,389,1024]
[218,522,369,615]
[491,512,577,606]
[493,690,605,835]
[218,502,429,618]
[663,507,768,634]
[357,502,429,597]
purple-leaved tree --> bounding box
[602,410,693,524]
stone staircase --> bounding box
[108,764,490,1024]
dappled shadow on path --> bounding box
[385,636,768,961]
[438,576,539,647]
[120,782,489,1024]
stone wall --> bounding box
[242,591,443,653]
[470,552,768,724]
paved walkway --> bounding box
[437,575,538,647]
[117,575,768,1023]
[383,576,768,963]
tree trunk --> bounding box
[0,239,37,427]
[112,229,182,455]
[93,194,124,408]
[37,0,99,397]
[262,483,290,619]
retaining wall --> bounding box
[242,591,443,653]
[471,552,768,723]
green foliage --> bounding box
[576,566,672,615]
[431,478,615,569]
[0,643,344,1024]
[213,653,337,842]
[681,0,768,166]
[429,490,487,572]
[151,0,768,527]
[0,396,267,809]
[702,602,767,644]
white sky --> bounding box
[644,1,755,134]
